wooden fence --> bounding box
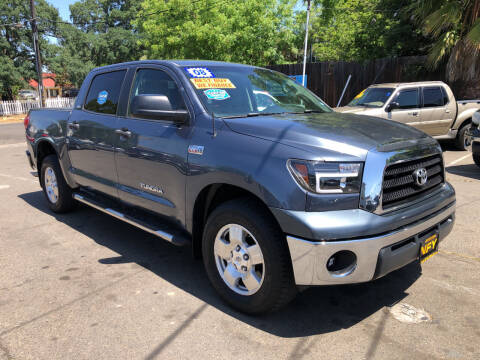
[0,97,76,116]
[268,56,446,107]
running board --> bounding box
[73,193,189,246]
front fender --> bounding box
[185,120,310,231]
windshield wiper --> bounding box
[221,112,286,119]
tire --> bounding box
[202,198,296,314]
[455,124,471,151]
[40,154,75,213]
[473,153,480,168]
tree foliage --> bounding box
[134,0,299,66]
[0,0,60,99]
[410,0,480,84]
[308,0,429,61]
[48,0,144,88]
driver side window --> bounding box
[128,68,186,118]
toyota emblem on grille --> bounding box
[413,168,428,186]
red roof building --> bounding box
[28,73,56,88]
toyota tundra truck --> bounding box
[336,81,480,150]
[24,61,456,314]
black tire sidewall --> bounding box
[40,155,74,213]
[202,199,295,314]
[456,126,470,151]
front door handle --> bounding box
[408,112,419,117]
[115,128,132,138]
[68,121,80,130]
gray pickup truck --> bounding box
[336,81,480,150]
[25,61,456,314]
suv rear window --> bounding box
[423,87,444,107]
[84,70,126,114]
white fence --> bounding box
[0,97,76,116]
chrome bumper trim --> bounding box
[286,202,455,285]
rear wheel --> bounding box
[202,198,296,314]
[455,124,472,151]
[40,155,75,213]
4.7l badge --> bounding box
[188,145,204,155]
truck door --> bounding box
[114,66,191,225]
[419,86,455,136]
[387,87,422,129]
[67,69,126,198]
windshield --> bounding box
[183,66,332,117]
[348,87,394,108]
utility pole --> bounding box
[29,0,44,107]
[302,0,311,87]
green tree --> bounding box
[307,0,428,61]
[48,0,143,88]
[410,0,480,98]
[134,0,299,66]
[0,0,60,99]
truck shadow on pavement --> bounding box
[19,190,422,338]
[446,163,480,180]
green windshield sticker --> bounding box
[204,89,230,100]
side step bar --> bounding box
[73,193,189,246]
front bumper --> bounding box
[285,201,455,285]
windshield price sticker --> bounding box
[354,89,366,99]
[190,78,236,89]
[97,90,108,105]
[204,89,230,100]
[185,67,214,78]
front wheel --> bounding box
[202,199,296,314]
[455,125,472,151]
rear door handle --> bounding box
[445,109,451,113]
[68,121,79,130]
[115,128,132,138]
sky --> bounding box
[47,0,76,21]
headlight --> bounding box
[287,160,363,194]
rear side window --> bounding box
[84,70,126,114]
[395,89,419,109]
[423,87,444,107]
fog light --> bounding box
[326,250,357,277]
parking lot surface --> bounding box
[0,122,479,359]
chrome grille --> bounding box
[382,154,444,209]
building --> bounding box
[28,73,62,98]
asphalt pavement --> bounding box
[0,122,479,359]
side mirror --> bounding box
[130,94,189,125]
[385,102,400,113]
[473,111,480,126]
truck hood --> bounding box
[223,112,431,160]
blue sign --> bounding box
[97,90,108,105]
[184,67,215,78]
[290,75,308,87]
[204,89,230,100]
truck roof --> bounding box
[370,81,446,88]
[92,60,255,72]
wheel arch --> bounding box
[35,139,58,186]
[190,183,283,259]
